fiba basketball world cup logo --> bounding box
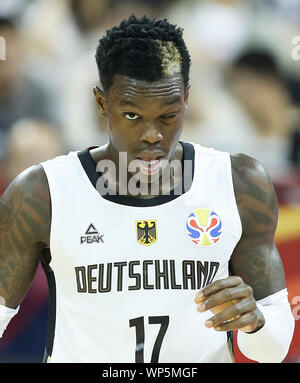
[186,208,222,247]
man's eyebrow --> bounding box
[119,95,182,108]
[119,99,138,107]
[162,96,182,106]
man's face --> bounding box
[230,67,286,120]
[94,73,189,177]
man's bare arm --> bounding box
[0,165,51,309]
[229,153,286,299]
[195,153,287,332]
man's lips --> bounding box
[137,151,165,161]
[138,156,164,162]
[136,157,164,174]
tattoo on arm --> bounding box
[0,165,51,308]
[230,154,286,300]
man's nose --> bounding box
[140,123,163,144]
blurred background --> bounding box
[0,0,299,363]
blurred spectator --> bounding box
[255,0,300,23]
[70,0,117,34]
[0,118,66,194]
[0,17,58,156]
[228,48,300,178]
[166,0,253,73]
[290,129,300,168]
[0,0,28,20]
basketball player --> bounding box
[0,15,294,363]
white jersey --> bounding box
[41,142,242,363]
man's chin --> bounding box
[129,165,176,196]
[130,169,161,186]
[135,158,165,176]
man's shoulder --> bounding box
[230,152,273,189]
[0,164,51,246]
[230,153,278,232]
[2,164,51,227]
[11,164,50,199]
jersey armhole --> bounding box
[228,154,243,243]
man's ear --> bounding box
[93,86,108,117]
[184,85,190,110]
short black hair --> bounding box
[0,17,16,30]
[232,49,282,80]
[95,14,191,91]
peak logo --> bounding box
[80,224,104,244]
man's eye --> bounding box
[161,113,178,119]
[124,113,140,120]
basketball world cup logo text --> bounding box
[186,208,222,247]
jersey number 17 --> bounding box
[129,315,169,363]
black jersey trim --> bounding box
[41,249,56,363]
[227,331,235,362]
[77,141,195,207]
[77,145,99,191]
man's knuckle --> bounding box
[246,285,253,295]
[207,297,216,309]
[225,289,232,300]
[235,302,243,313]
[240,314,251,326]
[244,295,256,309]
[247,312,257,325]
